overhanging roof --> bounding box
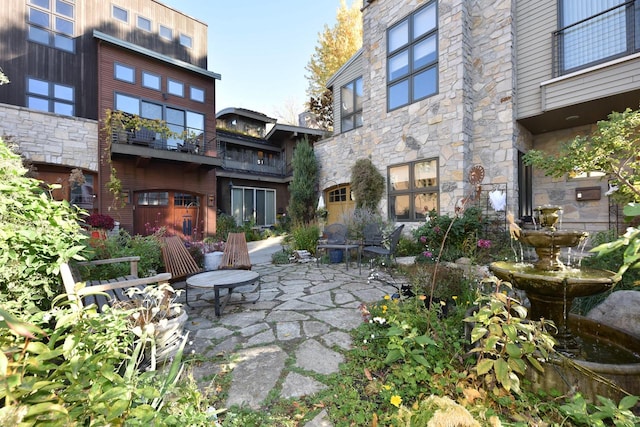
[265,123,327,141]
[93,30,221,80]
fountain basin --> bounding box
[526,315,640,402]
[489,261,618,299]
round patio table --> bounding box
[186,269,260,316]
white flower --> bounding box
[363,339,368,344]
[372,317,386,325]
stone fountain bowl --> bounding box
[517,229,589,249]
[526,315,640,402]
[490,261,618,298]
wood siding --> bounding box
[516,0,556,120]
[541,55,640,111]
[330,52,363,135]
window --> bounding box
[27,77,74,116]
[231,186,276,226]
[179,33,193,48]
[114,63,135,83]
[159,25,172,40]
[388,159,438,221]
[114,93,206,150]
[137,192,169,206]
[387,1,438,110]
[557,0,633,75]
[167,78,184,96]
[70,173,94,209]
[341,77,363,132]
[190,86,205,102]
[137,15,152,32]
[568,170,607,179]
[112,5,128,23]
[142,71,161,90]
[27,0,75,52]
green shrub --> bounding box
[0,138,86,315]
[339,207,389,242]
[216,213,237,241]
[413,206,487,262]
[271,249,292,265]
[395,236,423,257]
[287,224,320,254]
[81,230,164,279]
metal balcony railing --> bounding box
[553,0,639,77]
[111,127,211,156]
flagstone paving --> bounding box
[179,250,408,426]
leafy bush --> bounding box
[0,301,219,426]
[0,138,86,315]
[351,158,385,210]
[287,224,320,254]
[339,207,389,242]
[80,230,164,279]
[216,213,237,241]
[85,212,115,230]
[413,206,487,262]
[395,235,423,257]
[272,249,293,265]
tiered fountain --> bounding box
[489,206,640,400]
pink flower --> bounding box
[419,236,427,243]
[477,239,492,249]
[434,226,441,234]
[423,251,433,258]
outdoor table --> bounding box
[315,242,362,273]
[186,270,260,316]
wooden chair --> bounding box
[219,232,252,270]
[60,256,172,311]
[362,224,405,266]
[161,236,202,282]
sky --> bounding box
[160,0,344,122]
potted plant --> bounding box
[85,213,115,239]
[115,283,188,367]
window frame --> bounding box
[340,76,363,133]
[159,25,173,40]
[27,0,75,53]
[136,15,152,32]
[190,86,205,102]
[167,78,184,97]
[26,76,75,116]
[387,158,439,221]
[141,71,161,90]
[179,33,193,48]
[386,1,439,111]
[112,5,129,23]
[114,62,135,84]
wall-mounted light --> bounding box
[208,194,215,207]
[228,180,234,189]
[121,189,130,204]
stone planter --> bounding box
[153,310,189,364]
[204,251,224,271]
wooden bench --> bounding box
[60,256,172,310]
[161,236,202,282]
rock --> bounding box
[586,290,640,337]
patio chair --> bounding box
[363,223,384,246]
[316,223,361,270]
[362,224,405,266]
[219,232,252,270]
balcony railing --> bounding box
[111,128,211,155]
[553,0,639,77]
[222,156,286,175]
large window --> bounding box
[231,186,276,227]
[27,77,74,115]
[341,77,363,132]
[388,159,438,221]
[28,0,75,53]
[387,1,438,110]
[70,173,94,209]
[557,0,636,75]
[114,93,205,150]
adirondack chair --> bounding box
[161,236,202,282]
[60,256,172,310]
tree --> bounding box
[351,158,384,210]
[308,89,334,131]
[288,138,319,224]
[305,0,363,130]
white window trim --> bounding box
[112,5,129,23]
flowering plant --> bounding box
[120,283,184,330]
[86,213,115,230]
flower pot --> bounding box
[204,251,224,271]
[329,249,343,263]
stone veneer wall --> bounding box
[315,0,518,223]
[531,125,611,233]
[0,103,98,172]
